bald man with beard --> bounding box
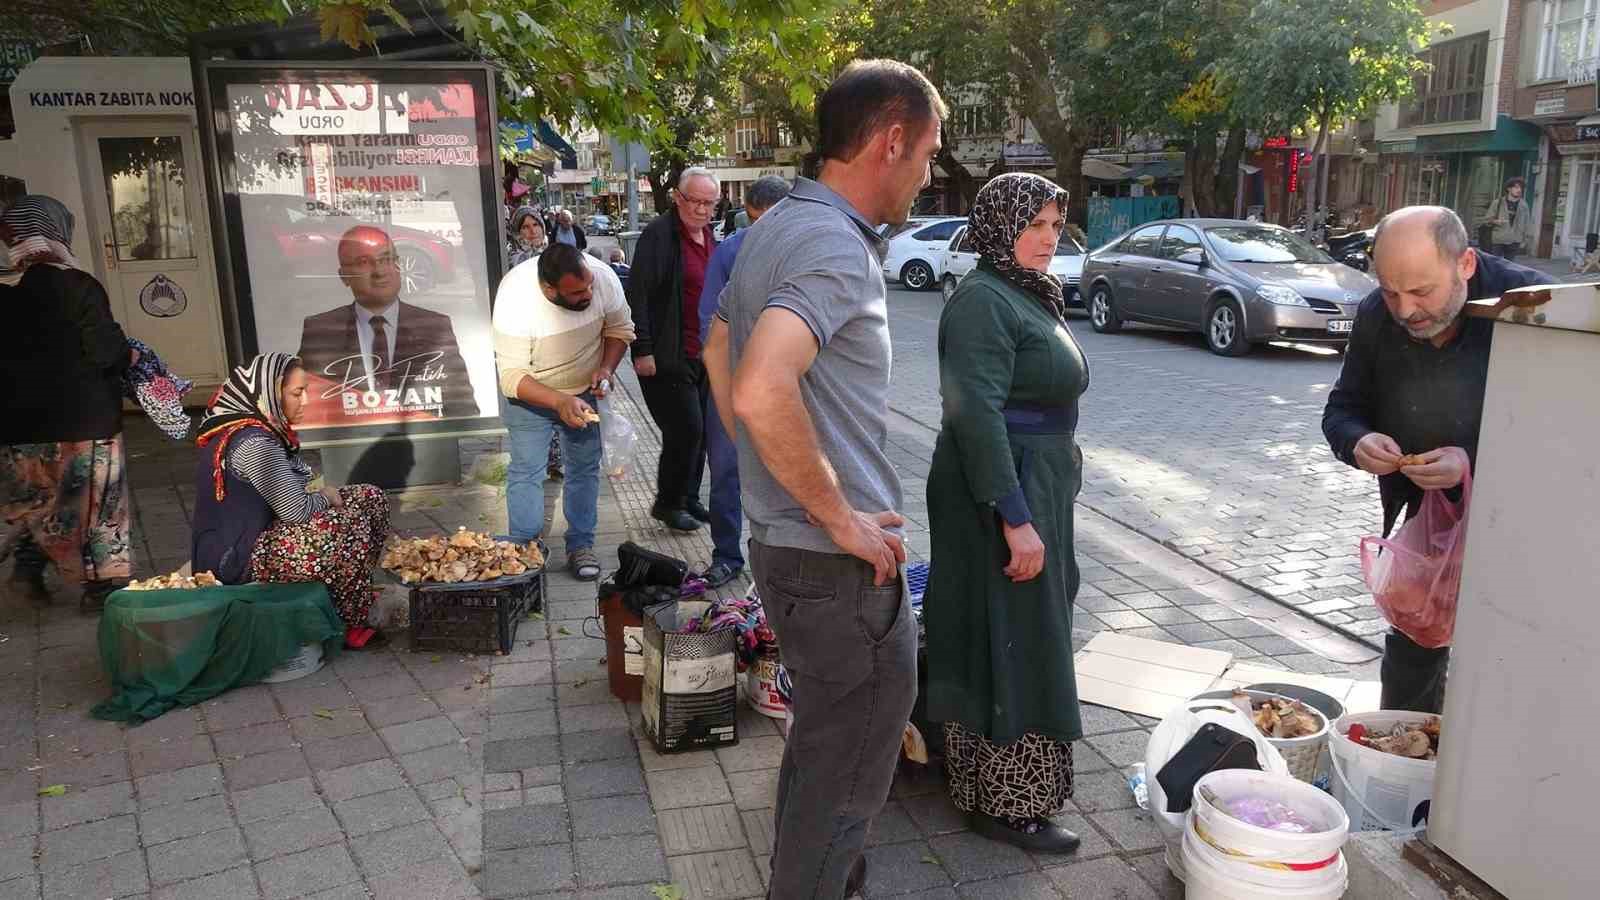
[296,225,480,420]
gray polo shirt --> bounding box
[718,177,903,554]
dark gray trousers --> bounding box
[751,540,918,900]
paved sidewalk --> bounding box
[0,371,1377,899]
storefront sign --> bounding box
[0,41,35,85]
[1579,124,1600,142]
[1535,93,1568,117]
[207,65,502,442]
[26,89,193,108]
[1380,140,1418,155]
[1262,136,1291,149]
[1288,151,1301,193]
[1004,141,1053,166]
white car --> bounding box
[940,225,1088,307]
[882,217,966,290]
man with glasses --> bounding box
[296,225,480,421]
[626,166,720,532]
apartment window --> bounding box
[953,105,1001,138]
[735,119,757,154]
[1538,0,1597,81]
[1400,33,1488,127]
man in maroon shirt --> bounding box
[625,166,721,531]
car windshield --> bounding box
[1055,234,1085,256]
[1205,226,1332,264]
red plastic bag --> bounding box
[1359,470,1472,649]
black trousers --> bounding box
[637,357,708,511]
[1380,629,1450,713]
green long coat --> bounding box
[924,267,1089,746]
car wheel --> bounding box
[901,260,935,291]
[396,246,437,296]
[1205,298,1251,357]
[1089,285,1123,333]
[941,274,959,303]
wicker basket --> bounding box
[1253,694,1330,784]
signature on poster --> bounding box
[316,351,452,412]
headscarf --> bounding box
[0,195,85,272]
[967,173,1070,321]
[509,205,547,268]
[196,353,301,501]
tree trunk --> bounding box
[1214,123,1247,218]
[1312,103,1332,230]
[1186,135,1219,217]
[645,170,671,214]
[936,126,981,212]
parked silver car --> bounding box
[1080,219,1378,356]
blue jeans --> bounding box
[503,393,601,552]
[703,391,744,570]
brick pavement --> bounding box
[881,289,1392,648]
[0,365,1376,899]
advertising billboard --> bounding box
[203,63,502,442]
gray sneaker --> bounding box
[568,547,600,582]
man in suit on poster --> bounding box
[296,225,480,421]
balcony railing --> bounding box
[1568,55,1600,86]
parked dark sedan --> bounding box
[1081,219,1378,356]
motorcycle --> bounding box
[1326,228,1374,273]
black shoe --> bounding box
[969,812,1080,854]
[651,506,702,532]
[845,855,867,897]
[80,579,128,614]
[684,499,711,523]
[702,562,742,589]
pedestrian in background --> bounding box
[1322,206,1542,712]
[1483,177,1530,260]
[606,247,631,291]
[705,59,946,899]
[627,166,721,532]
[553,209,588,250]
[694,174,792,588]
[0,195,135,612]
[508,206,548,270]
[923,173,1089,854]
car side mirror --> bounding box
[1177,249,1206,267]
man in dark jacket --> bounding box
[627,166,720,531]
[1322,205,1544,713]
[552,210,588,250]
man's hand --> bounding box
[1002,522,1045,583]
[556,395,597,429]
[320,486,345,509]
[1400,446,1470,491]
[634,355,657,378]
[1354,432,1403,476]
[588,368,612,397]
[821,509,907,586]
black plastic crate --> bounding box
[408,567,546,655]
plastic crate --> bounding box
[408,567,546,655]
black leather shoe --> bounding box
[652,506,702,532]
[702,562,742,589]
[684,499,711,523]
[970,812,1081,854]
[845,855,867,897]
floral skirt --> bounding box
[249,485,390,628]
[1,437,131,586]
[944,722,1075,820]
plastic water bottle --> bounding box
[1126,763,1149,811]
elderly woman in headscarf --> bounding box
[0,196,136,611]
[924,173,1091,854]
[191,353,392,647]
[507,205,548,270]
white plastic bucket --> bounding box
[745,655,786,719]
[1181,769,1349,900]
[1328,710,1438,833]
[260,643,325,684]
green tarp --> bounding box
[92,582,344,724]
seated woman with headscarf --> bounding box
[191,353,391,648]
[1,195,136,612]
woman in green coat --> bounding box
[925,173,1089,854]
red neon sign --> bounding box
[1288,151,1301,193]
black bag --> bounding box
[608,542,688,591]
[1155,723,1262,814]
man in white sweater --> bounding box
[493,242,635,580]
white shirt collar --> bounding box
[354,299,400,328]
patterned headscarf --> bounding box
[968,173,1070,321]
[196,353,302,501]
[1,195,85,272]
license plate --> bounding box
[1326,318,1354,334]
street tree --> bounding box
[1222,0,1430,219]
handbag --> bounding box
[1155,723,1263,814]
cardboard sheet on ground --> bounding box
[1075,633,1382,719]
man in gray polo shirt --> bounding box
[705,59,946,899]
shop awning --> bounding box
[507,121,577,168]
[1415,115,1542,155]
[1120,159,1184,182]
[1082,158,1130,181]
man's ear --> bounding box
[1460,248,1480,283]
[880,123,905,165]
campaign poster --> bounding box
[213,66,501,439]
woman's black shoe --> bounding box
[684,499,712,523]
[651,506,702,532]
[969,812,1080,854]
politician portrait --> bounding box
[296,224,481,421]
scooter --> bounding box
[1326,228,1374,272]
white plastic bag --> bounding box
[596,397,639,481]
[1145,697,1291,872]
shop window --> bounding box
[953,105,1003,138]
[1538,0,1598,81]
[98,136,195,262]
[1399,33,1488,127]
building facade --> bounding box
[1511,0,1600,262]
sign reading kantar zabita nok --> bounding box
[206,64,503,442]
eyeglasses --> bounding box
[343,253,398,273]
[679,195,719,211]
